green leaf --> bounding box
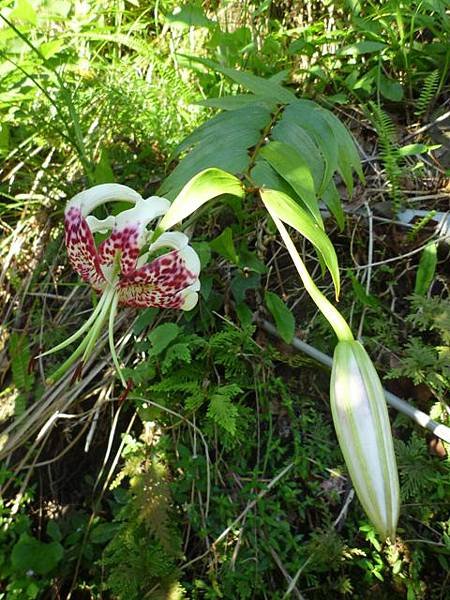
[196,94,276,111]
[191,241,211,268]
[11,0,37,25]
[414,242,437,296]
[133,308,158,336]
[9,333,33,394]
[379,75,403,102]
[235,302,254,327]
[260,188,340,297]
[265,291,295,343]
[166,4,214,28]
[322,181,345,231]
[184,56,297,104]
[159,106,270,199]
[207,387,241,435]
[230,272,260,304]
[347,270,381,308]
[260,141,323,228]
[11,535,63,575]
[340,41,387,55]
[46,520,62,542]
[281,101,339,195]
[90,522,121,544]
[158,168,244,231]
[93,149,114,184]
[209,227,239,264]
[148,323,180,356]
[398,143,439,156]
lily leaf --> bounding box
[260,188,340,297]
[260,141,323,228]
[159,168,245,231]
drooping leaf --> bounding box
[260,140,323,227]
[158,168,244,231]
[265,291,295,343]
[280,101,338,195]
[260,188,340,296]
[322,180,345,231]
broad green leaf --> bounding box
[260,188,340,296]
[11,535,63,575]
[260,141,323,228]
[210,227,239,264]
[159,168,244,231]
[379,75,404,102]
[148,323,180,356]
[265,291,295,343]
[322,180,345,231]
[196,94,276,111]
[340,41,387,55]
[159,106,270,198]
[414,242,437,296]
[166,4,214,28]
[11,0,37,25]
[183,56,297,104]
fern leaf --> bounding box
[9,333,33,394]
[370,102,403,213]
[415,70,440,120]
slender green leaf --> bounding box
[322,180,345,231]
[260,188,340,296]
[159,168,244,231]
[182,56,297,103]
[196,94,276,111]
[414,242,438,296]
[265,291,295,343]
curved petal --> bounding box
[180,280,201,310]
[64,206,106,291]
[66,184,142,217]
[98,197,170,275]
[117,246,200,309]
[149,232,201,276]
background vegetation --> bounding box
[0,0,449,598]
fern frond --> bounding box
[415,70,440,120]
[370,102,403,213]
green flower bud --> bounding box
[330,340,400,540]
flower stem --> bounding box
[273,215,354,342]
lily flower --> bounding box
[330,340,400,540]
[42,184,201,385]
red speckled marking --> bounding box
[117,250,197,308]
[98,226,141,274]
[64,207,106,291]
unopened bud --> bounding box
[330,340,400,540]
